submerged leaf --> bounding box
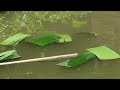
[72,20,87,28]
[77,32,98,36]
[86,46,120,60]
[56,52,96,67]
[0,50,21,61]
[0,33,30,45]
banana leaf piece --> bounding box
[3,53,20,60]
[0,33,30,45]
[56,34,72,43]
[28,34,60,46]
[0,50,21,61]
[86,46,120,60]
[56,52,96,67]
[28,34,72,46]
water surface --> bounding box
[0,11,120,79]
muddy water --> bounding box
[1,11,120,79]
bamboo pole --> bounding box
[0,53,78,66]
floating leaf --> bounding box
[56,52,96,67]
[72,20,87,28]
[28,34,60,46]
[77,32,98,36]
[0,50,16,60]
[0,50,21,61]
[3,53,20,60]
[56,34,72,43]
[28,34,72,46]
[86,46,120,60]
[0,33,30,45]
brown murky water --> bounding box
[0,11,120,79]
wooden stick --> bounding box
[0,53,78,66]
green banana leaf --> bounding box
[86,46,120,60]
[0,50,21,61]
[28,34,60,46]
[28,34,72,46]
[3,53,20,60]
[0,33,30,45]
[56,52,96,67]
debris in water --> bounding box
[26,72,33,75]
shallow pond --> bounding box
[0,11,120,79]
